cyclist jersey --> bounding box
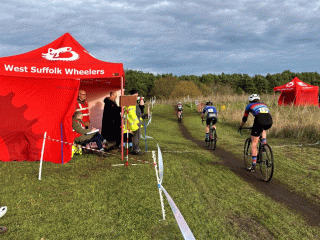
[242,102,270,122]
[177,104,183,111]
[202,106,218,119]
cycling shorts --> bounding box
[206,117,217,126]
[251,113,273,137]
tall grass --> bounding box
[153,90,320,142]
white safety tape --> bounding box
[161,150,191,153]
[46,136,117,156]
[112,164,145,166]
[272,141,320,148]
[146,113,152,127]
[141,134,154,140]
[0,206,7,218]
[153,146,196,239]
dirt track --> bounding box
[178,120,320,226]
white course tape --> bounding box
[157,144,163,184]
[160,186,196,240]
[272,141,320,148]
[154,147,196,240]
[153,151,166,220]
[141,135,154,140]
[112,164,144,167]
[47,136,105,153]
[146,113,152,127]
[0,206,7,218]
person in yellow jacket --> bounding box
[125,89,144,155]
[123,102,138,151]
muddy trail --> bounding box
[178,118,320,226]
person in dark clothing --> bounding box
[137,96,145,115]
[101,91,121,149]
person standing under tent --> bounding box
[138,96,145,115]
[126,89,144,155]
[101,91,121,150]
[76,90,90,129]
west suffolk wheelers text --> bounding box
[4,65,105,75]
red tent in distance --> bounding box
[0,33,125,164]
[273,77,319,106]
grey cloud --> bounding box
[1,0,320,75]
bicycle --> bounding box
[239,127,274,182]
[202,119,217,150]
[178,111,183,123]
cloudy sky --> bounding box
[1,0,320,76]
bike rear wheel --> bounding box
[178,112,182,122]
[210,128,217,150]
[244,138,252,170]
[258,144,274,182]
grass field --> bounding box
[0,104,319,239]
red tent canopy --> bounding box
[0,33,124,164]
[273,77,319,106]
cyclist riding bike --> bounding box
[238,94,273,171]
[177,102,183,119]
[201,101,218,141]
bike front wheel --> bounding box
[258,144,274,182]
[244,138,252,170]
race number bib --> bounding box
[208,109,214,112]
[259,107,269,113]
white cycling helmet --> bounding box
[248,94,260,102]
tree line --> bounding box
[124,69,320,99]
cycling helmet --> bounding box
[178,102,182,104]
[248,94,260,102]
[206,101,213,106]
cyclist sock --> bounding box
[206,133,209,139]
[262,138,267,144]
[129,142,133,147]
[252,156,257,166]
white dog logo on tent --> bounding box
[42,47,79,61]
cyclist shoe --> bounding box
[205,137,209,142]
[247,165,255,172]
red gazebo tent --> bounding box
[273,77,319,106]
[0,33,124,164]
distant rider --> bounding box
[239,94,273,171]
[177,102,183,119]
[201,101,218,141]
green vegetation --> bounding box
[1,104,319,239]
[125,69,320,98]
